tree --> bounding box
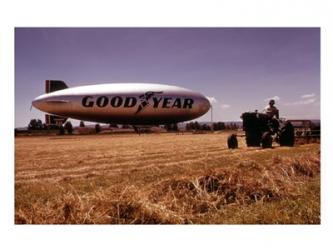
[28,119,43,130]
[185,122,202,131]
[213,122,226,131]
[202,124,210,131]
[64,121,73,134]
[95,123,101,133]
[219,122,226,130]
[193,121,201,130]
[28,119,37,130]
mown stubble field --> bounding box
[15,132,320,224]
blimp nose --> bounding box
[32,96,45,111]
[198,96,211,115]
[32,94,72,115]
[32,93,52,112]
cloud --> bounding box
[264,96,280,102]
[301,93,315,99]
[284,98,316,106]
[206,96,218,104]
[206,96,230,109]
[220,104,231,109]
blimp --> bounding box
[32,80,211,126]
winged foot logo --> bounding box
[135,91,163,114]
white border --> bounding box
[1,0,333,249]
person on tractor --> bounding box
[263,99,280,134]
[264,99,279,119]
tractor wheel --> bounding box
[279,122,295,146]
[261,132,273,148]
[227,134,238,149]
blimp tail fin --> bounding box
[45,80,68,93]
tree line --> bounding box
[24,118,239,135]
[26,119,102,135]
[184,122,239,131]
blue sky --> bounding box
[15,28,320,127]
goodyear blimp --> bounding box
[32,80,211,125]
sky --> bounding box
[15,28,320,127]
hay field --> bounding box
[15,132,320,224]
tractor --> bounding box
[227,111,295,149]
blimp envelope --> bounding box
[32,80,211,125]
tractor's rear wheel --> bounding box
[279,122,295,146]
